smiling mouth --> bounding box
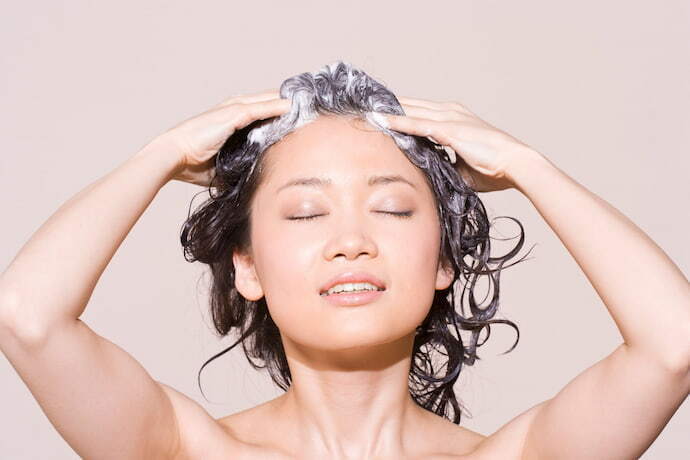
[319,287,386,307]
[320,288,386,297]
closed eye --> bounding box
[287,211,413,221]
[286,214,323,221]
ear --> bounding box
[435,255,455,291]
[232,249,264,301]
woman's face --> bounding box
[233,114,454,352]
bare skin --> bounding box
[1,89,688,459]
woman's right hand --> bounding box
[154,90,292,187]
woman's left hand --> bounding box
[381,96,542,192]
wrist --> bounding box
[505,148,554,194]
[131,137,183,184]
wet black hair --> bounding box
[180,60,533,424]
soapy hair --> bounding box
[180,60,532,424]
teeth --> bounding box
[323,282,383,296]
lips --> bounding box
[319,271,386,295]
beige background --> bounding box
[1,1,688,458]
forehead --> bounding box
[261,115,422,188]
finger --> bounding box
[226,97,292,130]
[385,114,460,164]
[386,115,454,141]
[396,96,444,110]
[398,96,474,116]
[400,104,463,122]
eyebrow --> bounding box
[276,174,417,193]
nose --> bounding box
[322,215,379,261]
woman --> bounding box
[0,61,687,459]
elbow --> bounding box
[0,288,22,333]
[629,318,690,383]
[665,319,690,382]
[680,322,690,377]
[0,289,53,348]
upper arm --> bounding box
[520,343,690,460]
[1,317,182,459]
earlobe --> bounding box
[232,249,264,301]
[435,258,455,291]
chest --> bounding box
[181,427,516,460]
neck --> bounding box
[273,332,430,458]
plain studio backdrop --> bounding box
[1,1,688,458]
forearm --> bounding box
[507,150,690,370]
[0,139,180,336]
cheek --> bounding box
[252,224,322,328]
[259,232,315,278]
[384,220,441,324]
[385,210,441,272]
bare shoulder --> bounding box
[471,400,549,460]
[159,384,295,459]
[421,414,488,457]
[156,382,271,460]
[405,401,542,459]
[215,397,292,456]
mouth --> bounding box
[318,271,387,296]
[319,287,386,297]
[319,287,386,306]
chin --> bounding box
[293,324,416,351]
